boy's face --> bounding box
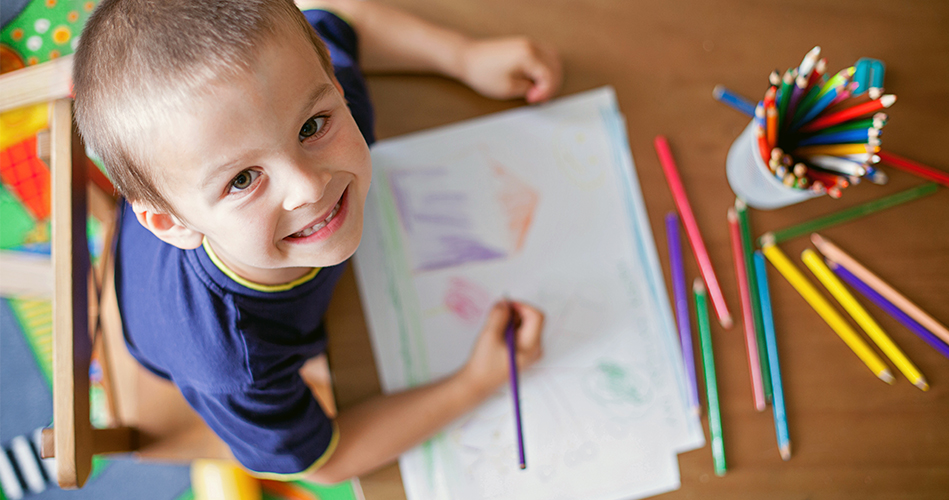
[142,31,371,285]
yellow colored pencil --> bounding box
[793,144,881,156]
[760,238,894,383]
[802,249,928,390]
[811,233,949,347]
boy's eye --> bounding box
[299,116,327,141]
[229,169,260,192]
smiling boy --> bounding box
[73,0,557,483]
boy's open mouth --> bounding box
[287,189,346,239]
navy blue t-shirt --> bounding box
[115,10,374,476]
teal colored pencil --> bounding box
[694,278,726,476]
[754,251,791,461]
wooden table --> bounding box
[324,1,949,498]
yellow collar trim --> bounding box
[202,238,320,292]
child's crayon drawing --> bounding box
[357,88,703,500]
[444,277,492,325]
[554,123,608,191]
[386,149,538,273]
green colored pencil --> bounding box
[759,182,940,246]
[695,278,726,476]
[777,69,795,127]
[736,199,772,402]
[801,115,886,136]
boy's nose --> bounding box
[282,161,333,211]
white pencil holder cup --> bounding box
[726,121,820,210]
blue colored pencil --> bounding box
[505,308,527,469]
[713,85,756,117]
[793,84,847,130]
[797,128,879,146]
[754,251,791,461]
[666,212,701,414]
[829,261,949,361]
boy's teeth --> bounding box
[292,201,341,238]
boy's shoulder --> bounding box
[114,203,347,393]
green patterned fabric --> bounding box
[1,0,98,67]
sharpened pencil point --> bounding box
[879,369,895,384]
[780,443,792,461]
[915,379,930,391]
[519,463,526,470]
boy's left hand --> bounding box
[458,36,562,103]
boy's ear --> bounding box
[131,201,204,250]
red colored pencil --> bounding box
[877,150,949,188]
[728,207,766,411]
[757,127,771,164]
[654,136,734,329]
[799,95,896,133]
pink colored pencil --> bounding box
[877,150,949,188]
[728,208,766,411]
[654,136,734,329]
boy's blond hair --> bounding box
[73,0,335,217]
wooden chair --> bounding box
[1,57,339,489]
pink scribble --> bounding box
[445,277,492,324]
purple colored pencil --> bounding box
[506,310,527,469]
[666,212,701,413]
[829,260,949,360]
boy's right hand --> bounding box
[459,300,544,397]
[457,36,563,104]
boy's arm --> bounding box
[306,301,543,484]
[296,0,562,102]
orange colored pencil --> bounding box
[799,95,896,133]
[766,101,778,149]
[728,208,766,411]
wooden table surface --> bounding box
[323,1,949,498]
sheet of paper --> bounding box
[355,87,703,500]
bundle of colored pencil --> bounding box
[752,47,894,198]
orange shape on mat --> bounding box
[0,136,51,221]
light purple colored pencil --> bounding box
[666,212,701,414]
[830,260,949,360]
[506,309,527,469]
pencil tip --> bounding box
[734,197,746,211]
[780,444,792,461]
[720,314,733,330]
[713,84,724,98]
[916,379,930,391]
[879,370,896,384]
[760,232,775,247]
[519,463,527,470]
